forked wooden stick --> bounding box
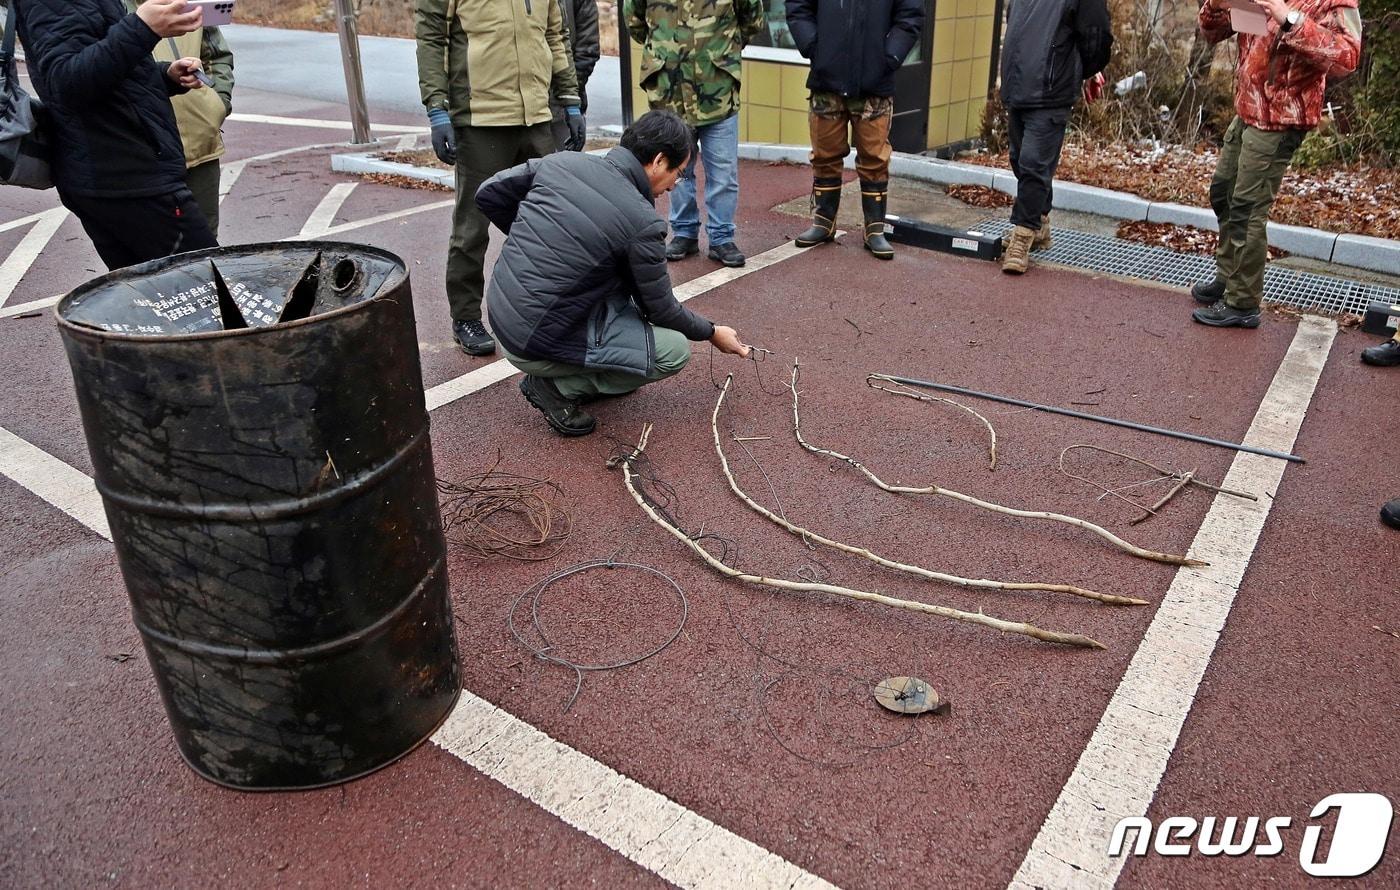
[712,376,1145,605]
[617,424,1107,649]
[791,362,1206,567]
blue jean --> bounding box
[669,113,739,245]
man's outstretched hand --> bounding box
[711,325,750,358]
[138,0,203,38]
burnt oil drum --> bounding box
[54,242,460,790]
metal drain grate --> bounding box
[977,219,1399,318]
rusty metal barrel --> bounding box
[55,242,460,790]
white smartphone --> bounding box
[184,0,236,27]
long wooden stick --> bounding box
[617,424,1107,649]
[712,377,1146,606]
[866,376,998,470]
[793,362,1206,567]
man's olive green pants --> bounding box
[449,123,555,323]
[186,159,221,236]
[504,327,693,401]
[1210,116,1305,310]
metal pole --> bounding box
[872,374,1305,464]
[333,0,374,145]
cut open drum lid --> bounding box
[56,242,404,337]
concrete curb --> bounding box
[329,145,1399,276]
[730,146,1398,275]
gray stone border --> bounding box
[329,144,1398,275]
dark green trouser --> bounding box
[503,327,694,401]
[448,123,555,323]
[186,158,221,237]
[1210,116,1305,310]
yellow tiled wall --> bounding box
[929,0,996,147]
[628,0,998,152]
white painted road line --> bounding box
[0,426,109,540]
[297,199,456,242]
[299,183,359,238]
[433,695,835,890]
[423,237,816,412]
[0,197,456,321]
[228,112,427,134]
[1008,315,1337,890]
[0,208,66,309]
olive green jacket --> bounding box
[416,0,581,128]
[624,0,765,126]
[122,0,234,168]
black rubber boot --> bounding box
[861,180,893,260]
[795,177,842,248]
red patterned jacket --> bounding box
[1199,0,1362,131]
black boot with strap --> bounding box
[861,180,893,260]
[795,177,842,248]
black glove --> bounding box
[431,122,457,166]
[565,106,586,152]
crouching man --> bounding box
[478,111,752,437]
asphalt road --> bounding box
[223,24,624,131]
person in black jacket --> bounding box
[478,111,751,437]
[550,0,599,150]
[16,0,218,270]
[998,0,1111,275]
[786,0,923,260]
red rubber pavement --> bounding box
[1,117,1395,888]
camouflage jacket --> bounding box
[623,0,766,126]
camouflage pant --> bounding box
[808,92,893,183]
[1210,116,1305,310]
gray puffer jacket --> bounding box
[479,147,715,376]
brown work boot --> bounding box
[1001,225,1035,274]
[1033,214,1052,250]
[1003,216,1052,252]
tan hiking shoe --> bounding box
[1002,225,1035,274]
[1034,214,1052,250]
[1002,216,1052,251]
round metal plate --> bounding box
[873,676,942,715]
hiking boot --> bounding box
[795,177,841,248]
[860,180,894,260]
[1191,278,1226,304]
[1192,299,1261,328]
[453,319,496,356]
[665,236,699,261]
[1004,215,1052,251]
[518,376,596,436]
[1361,338,1400,367]
[1382,498,1400,530]
[708,241,746,267]
[1001,225,1035,274]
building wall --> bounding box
[928,0,997,149]
[626,0,998,151]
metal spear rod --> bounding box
[869,374,1304,464]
